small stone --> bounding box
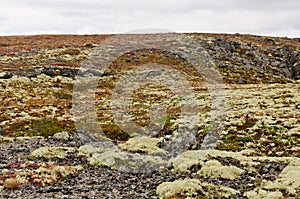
[237,77,247,84]
[15,136,31,142]
[85,43,96,48]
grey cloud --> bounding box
[0,0,299,37]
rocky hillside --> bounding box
[0,33,300,82]
[0,33,299,198]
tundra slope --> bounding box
[0,33,299,198]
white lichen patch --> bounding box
[171,150,207,172]
[78,142,118,157]
[198,160,244,180]
[156,179,201,199]
[78,145,103,157]
[118,137,166,155]
[156,178,239,199]
[170,148,299,186]
[29,146,76,159]
[171,149,257,173]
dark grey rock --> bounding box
[0,127,4,135]
[76,130,100,144]
[237,77,247,84]
[0,72,13,79]
[85,44,96,48]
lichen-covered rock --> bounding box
[88,150,166,172]
[198,160,244,180]
[118,137,166,155]
[29,146,75,159]
[78,142,118,157]
[78,144,102,156]
[156,178,239,198]
[53,131,70,141]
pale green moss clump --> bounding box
[156,179,201,198]
[171,150,207,172]
[156,178,239,198]
[198,160,244,180]
[29,146,75,159]
[118,137,166,155]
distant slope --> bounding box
[0,33,300,83]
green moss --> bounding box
[26,119,74,137]
[53,91,72,100]
[258,125,285,135]
[6,119,75,137]
[101,123,129,141]
[218,134,245,151]
[218,124,287,152]
[197,95,207,100]
[164,115,176,129]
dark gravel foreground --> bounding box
[0,132,290,199]
[2,167,183,199]
[0,133,184,199]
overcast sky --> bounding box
[0,0,299,37]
